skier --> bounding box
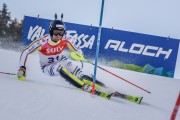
[16,16,142,103]
[16,16,112,98]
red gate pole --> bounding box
[170,92,180,120]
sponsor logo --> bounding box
[56,24,64,28]
[28,45,35,52]
[46,46,64,54]
[36,41,41,46]
[27,25,45,41]
[27,26,95,49]
[66,30,95,49]
[57,65,62,72]
[28,41,41,52]
[105,39,172,59]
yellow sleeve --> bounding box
[67,41,83,54]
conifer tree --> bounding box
[0,3,11,37]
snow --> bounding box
[0,48,180,120]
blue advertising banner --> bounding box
[22,16,51,45]
[22,16,180,77]
[99,28,179,75]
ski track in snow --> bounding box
[0,48,180,120]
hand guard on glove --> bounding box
[17,66,26,80]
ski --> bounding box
[81,84,143,104]
[94,90,113,99]
[112,91,143,104]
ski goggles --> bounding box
[53,29,64,36]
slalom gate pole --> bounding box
[91,0,105,95]
[170,92,180,120]
[0,72,16,75]
[88,60,151,94]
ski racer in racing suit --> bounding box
[16,17,108,95]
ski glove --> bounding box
[17,66,26,80]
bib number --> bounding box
[48,56,59,63]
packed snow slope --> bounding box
[0,49,180,120]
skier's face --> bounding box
[52,29,64,42]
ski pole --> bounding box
[70,52,151,94]
[86,60,151,94]
[0,72,16,75]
